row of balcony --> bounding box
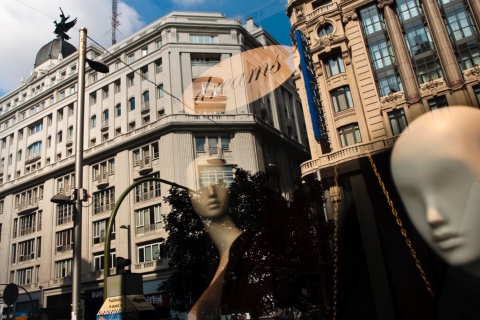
[301,137,398,177]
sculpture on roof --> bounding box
[54,8,77,41]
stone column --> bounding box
[422,0,464,88]
[378,0,420,101]
[468,0,480,32]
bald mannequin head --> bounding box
[391,107,480,266]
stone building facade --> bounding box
[0,11,309,318]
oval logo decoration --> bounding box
[182,45,295,113]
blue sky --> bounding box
[123,0,292,45]
[0,0,291,97]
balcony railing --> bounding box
[94,203,113,215]
[135,190,160,203]
[141,101,150,113]
[300,137,398,177]
[18,197,40,212]
[19,226,36,236]
[56,244,72,252]
[18,253,35,262]
[101,120,109,131]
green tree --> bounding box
[159,168,330,314]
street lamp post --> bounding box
[51,27,108,320]
[119,225,132,263]
[103,178,195,299]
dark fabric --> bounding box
[221,231,277,319]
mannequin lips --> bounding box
[432,232,463,251]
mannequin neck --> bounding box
[201,215,242,258]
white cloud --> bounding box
[0,0,144,96]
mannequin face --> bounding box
[190,184,230,221]
[391,107,480,266]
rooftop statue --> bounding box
[53,8,77,41]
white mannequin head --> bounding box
[391,107,480,266]
[189,184,230,222]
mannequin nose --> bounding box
[206,184,216,196]
[426,207,445,226]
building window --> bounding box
[90,92,97,105]
[68,126,74,142]
[17,268,33,285]
[18,239,35,262]
[142,116,150,125]
[115,103,122,117]
[318,24,334,37]
[132,143,159,166]
[338,123,362,147]
[29,122,43,135]
[155,59,163,73]
[70,85,76,94]
[56,229,73,253]
[141,67,148,80]
[93,251,116,271]
[189,34,219,44]
[129,97,136,111]
[92,159,115,181]
[27,141,42,160]
[135,205,162,235]
[57,204,74,225]
[129,122,136,131]
[428,96,448,110]
[59,90,65,99]
[195,135,231,156]
[155,37,162,49]
[331,86,354,112]
[137,241,163,263]
[191,54,220,66]
[127,53,135,63]
[93,187,115,215]
[19,211,41,236]
[199,165,234,187]
[141,47,148,57]
[115,80,121,93]
[396,0,422,22]
[142,91,150,110]
[440,0,480,71]
[102,110,109,128]
[91,115,97,128]
[57,131,63,143]
[93,219,115,244]
[388,109,408,136]
[103,86,109,99]
[134,173,161,203]
[157,84,164,98]
[324,53,345,77]
[127,73,135,87]
[55,259,72,278]
[359,5,385,35]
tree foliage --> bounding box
[159,168,331,313]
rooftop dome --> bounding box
[34,36,77,67]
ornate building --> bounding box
[288,0,480,318]
[0,11,309,318]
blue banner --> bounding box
[294,30,328,142]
